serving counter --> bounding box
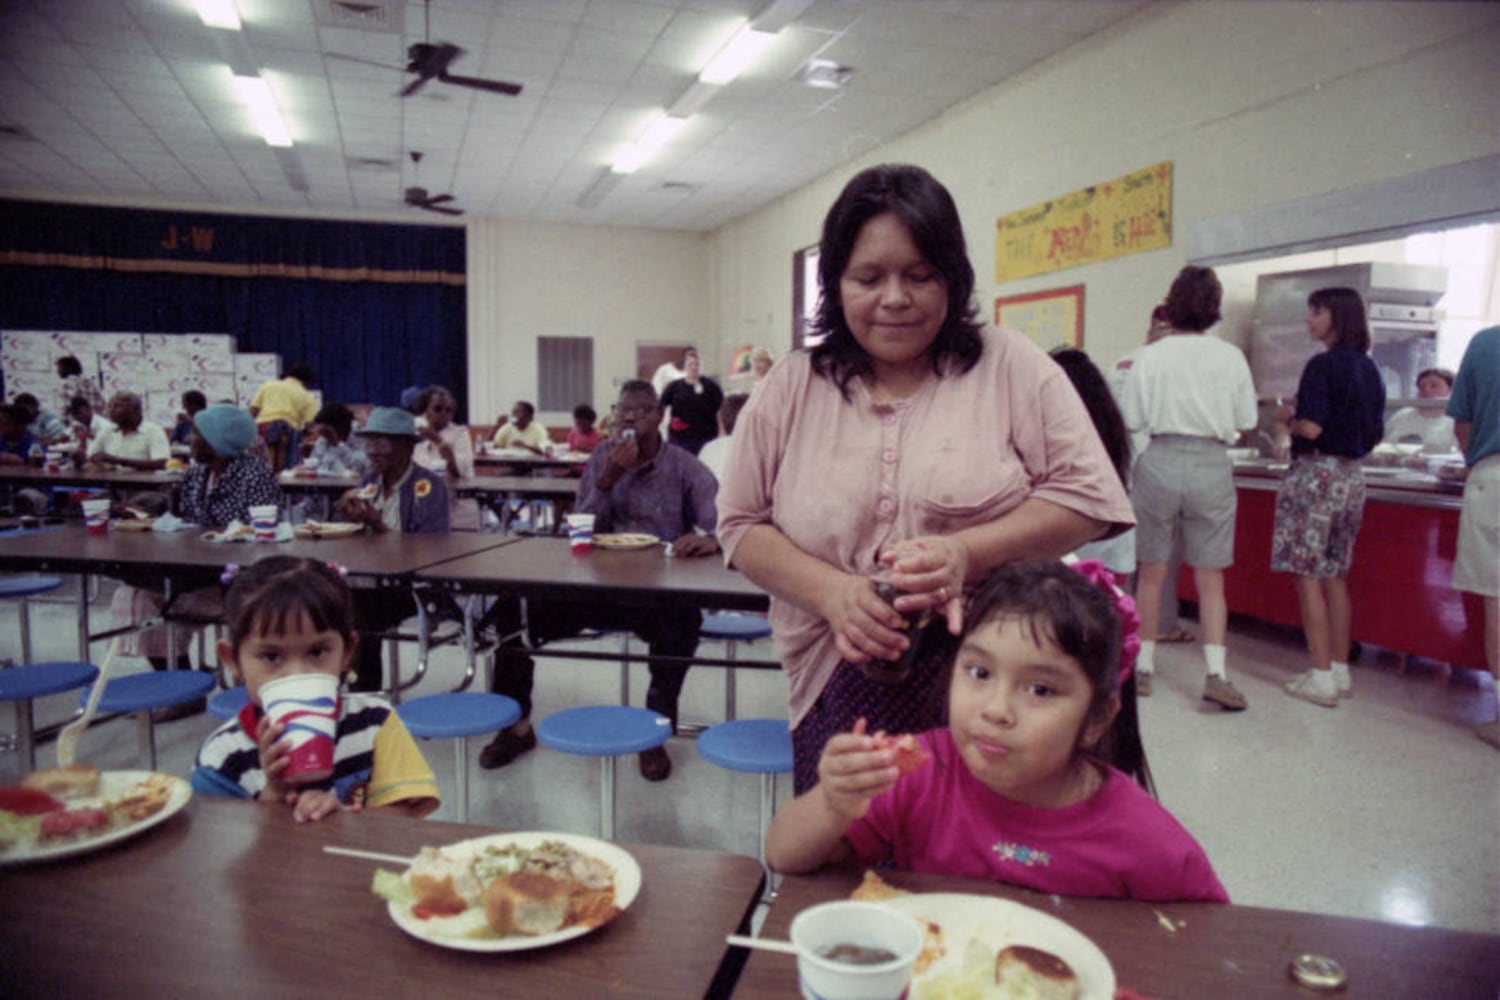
[1178,460,1485,670]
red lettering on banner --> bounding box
[161,225,178,250]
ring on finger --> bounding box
[936,585,949,603]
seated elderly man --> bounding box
[480,380,720,782]
[333,406,451,692]
[88,391,170,471]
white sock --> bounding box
[1137,640,1156,676]
[1204,643,1227,679]
[1331,661,1351,685]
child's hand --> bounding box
[289,787,354,824]
[816,718,899,821]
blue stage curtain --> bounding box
[0,200,468,418]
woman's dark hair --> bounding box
[222,556,355,652]
[418,385,454,413]
[718,392,750,436]
[514,400,536,419]
[181,390,207,413]
[287,363,316,386]
[1307,286,1371,352]
[573,404,596,422]
[1050,348,1130,489]
[942,561,1152,791]
[810,164,984,398]
[313,403,355,440]
[56,355,84,377]
[1416,367,1455,389]
[1162,266,1222,332]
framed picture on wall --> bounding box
[994,284,1085,352]
[792,243,821,350]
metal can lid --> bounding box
[1289,953,1348,991]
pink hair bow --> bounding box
[1068,559,1141,686]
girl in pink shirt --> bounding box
[765,560,1227,903]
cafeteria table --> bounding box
[730,866,1500,999]
[0,464,186,508]
[0,796,766,1000]
[451,474,580,533]
[474,449,588,476]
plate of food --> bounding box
[111,517,156,532]
[0,766,190,865]
[201,524,255,543]
[592,533,660,550]
[373,831,641,952]
[295,521,363,539]
[853,873,1115,999]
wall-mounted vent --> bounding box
[317,0,402,32]
[658,182,699,196]
[348,156,399,172]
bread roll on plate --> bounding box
[483,871,570,935]
[23,763,101,800]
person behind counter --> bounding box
[1119,266,1258,710]
[1382,367,1457,455]
[716,163,1133,793]
[1271,287,1385,707]
[1445,326,1499,748]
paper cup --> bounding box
[566,513,595,553]
[250,504,280,541]
[82,498,111,536]
[259,673,340,784]
[789,901,923,1000]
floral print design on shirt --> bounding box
[992,841,1051,867]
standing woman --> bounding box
[412,385,478,531]
[660,348,724,455]
[1271,287,1386,707]
[717,164,1134,792]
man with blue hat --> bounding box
[334,406,451,691]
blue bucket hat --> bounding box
[357,406,419,438]
[193,404,257,459]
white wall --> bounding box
[707,1,1500,371]
[466,219,710,428]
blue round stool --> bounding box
[0,661,98,772]
[81,671,215,770]
[208,686,251,721]
[398,692,521,822]
[700,613,773,722]
[536,705,671,839]
[697,719,793,870]
[0,576,65,666]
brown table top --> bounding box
[0,797,764,1000]
[475,451,588,474]
[733,868,1500,999]
[416,536,769,612]
[0,522,518,583]
[0,464,186,490]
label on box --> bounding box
[233,353,281,377]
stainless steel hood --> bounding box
[1248,262,1448,399]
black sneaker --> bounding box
[478,725,536,769]
[638,746,671,782]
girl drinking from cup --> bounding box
[765,560,1227,902]
[192,557,439,823]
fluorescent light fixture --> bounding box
[232,74,293,147]
[611,114,687,174]
[699,26,776,86]
[194,0,242,31]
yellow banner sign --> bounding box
[996,162,1172,283]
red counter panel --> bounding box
[1180,487,1487,670]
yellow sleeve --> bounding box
[367,712,440,816]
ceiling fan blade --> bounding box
[423,203,464,216]
[438,72,523,96]
[424,193,454,205]
[398,75,430,97]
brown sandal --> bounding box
[1156,627,1195,643]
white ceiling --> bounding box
[0,0,1152,231]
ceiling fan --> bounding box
[326,0,522,98]
[403,151,463,215]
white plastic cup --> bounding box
[566,512,595,554]
[789,901,923,1000]
[82,498,111,536]
[258,673,340,784]
[250,504,279,541]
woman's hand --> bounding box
[815,719,898,821]
[880,535,971,635]
[821,573,910,664]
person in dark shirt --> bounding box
[1270,287,1385,708]
[659,348,724,455]
[480,380,719,782]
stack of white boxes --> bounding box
[1,331,282,427]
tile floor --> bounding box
[3,577,1496,934]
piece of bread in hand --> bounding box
[483,871,570,935]
[993,944,1080,1000]
[850,869,910,902]
[23,763,101,800]
[354,483,379,501]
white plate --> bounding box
[294,521,363,539]
[884,893,1116,999]
[386,831,642,952]
[0,770,191,865]
[592,533,660,550]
